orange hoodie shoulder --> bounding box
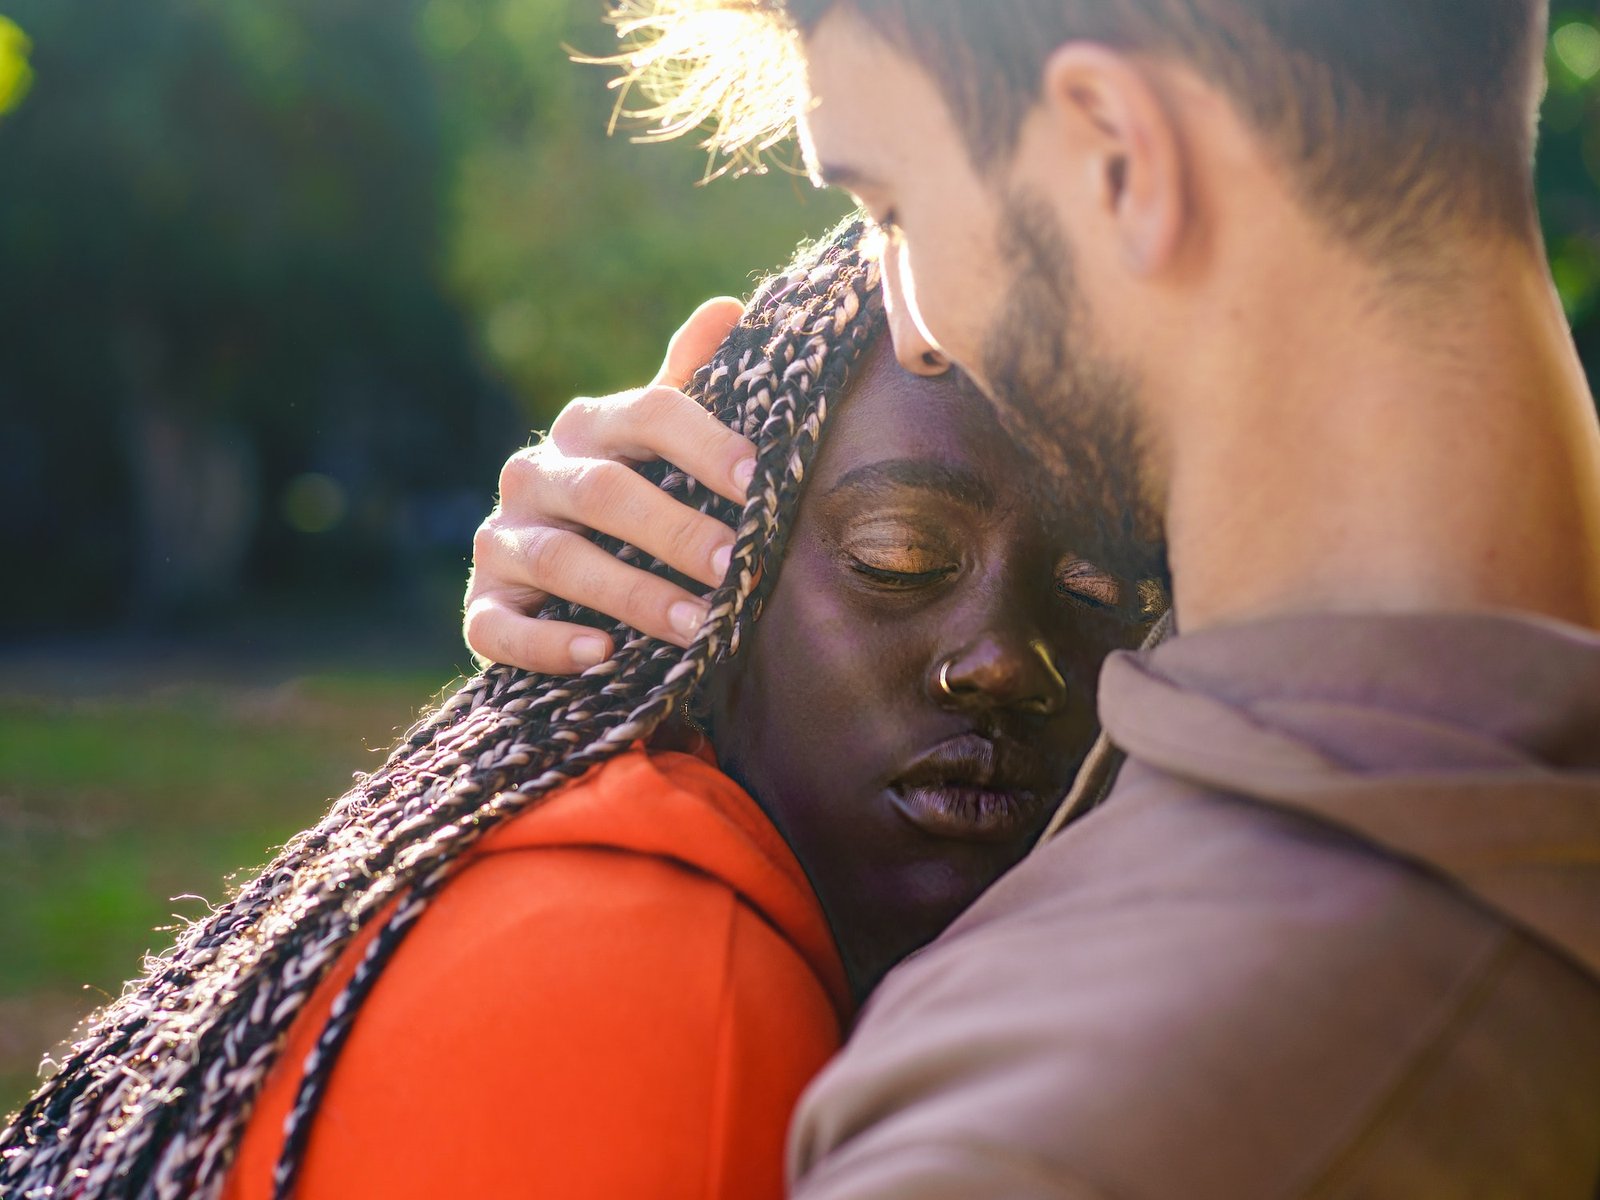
[224,748,849,1200]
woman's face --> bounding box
[707,340,1150,1000]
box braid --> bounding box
[0,220,884,1200]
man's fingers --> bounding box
[463,598,614,674]
[477,522,712,648]
[614,386,757,506]
[507,441,740,586]
[563,459,736,587]
[546,387,757,507]
[653,296,743,390]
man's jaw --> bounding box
[980,193,1169,589]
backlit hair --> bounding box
[0,222,885,1200]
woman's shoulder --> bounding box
[350,745,849,1061]
[470,745,845,1000]
[225,747,848,1200]
[479,745,788,879]
[409,746,828,994]
[363,745,852,1130]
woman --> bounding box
[0,224,1154,1199]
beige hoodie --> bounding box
[790,612,1600,1199]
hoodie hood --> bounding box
[1097,610,1600,984]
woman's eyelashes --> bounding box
[850,558,957,588]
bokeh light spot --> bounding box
[0,15,34,116]
[1553,21,1600,85]
[282,473,347,534]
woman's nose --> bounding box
[879,238,949,377]
[932,635,1068,716]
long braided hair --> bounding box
[0,221,884,1200]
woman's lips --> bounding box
[888,734,1053,843]
[889,782,1047,842]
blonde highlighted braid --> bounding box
[0,221,884,1200]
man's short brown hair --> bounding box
[602,0,1548,259]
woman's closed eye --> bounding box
[1054,556,1123,612]
[843,519,958,588]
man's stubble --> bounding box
[980,191,1170,592]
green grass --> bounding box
[0,668,462,1115]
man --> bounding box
[468,2,1600,1195]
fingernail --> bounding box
[732,457,755,494]
[670,601,708,639]
[571,635,608,668]
[711,543,732,578]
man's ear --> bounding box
[1037,43,1186,276]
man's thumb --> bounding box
[653,296,744,388]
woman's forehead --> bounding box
[815,338,1016,484]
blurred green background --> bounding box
[0,0,1597,1113]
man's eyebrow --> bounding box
[828,459,993,508]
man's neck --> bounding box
[1159,235,1600,635]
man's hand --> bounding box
[464,297,754,673]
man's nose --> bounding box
[932,634,1068,717]
[880,239,949,377]
[887,299,950,376]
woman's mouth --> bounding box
[887,734,1053,843]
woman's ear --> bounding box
[1037,43,1187,276]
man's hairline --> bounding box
[792,9,1034,214]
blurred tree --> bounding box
[0,0,518,629]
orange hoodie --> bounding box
[224,747,850,1200]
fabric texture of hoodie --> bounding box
[790,612,1600,1200]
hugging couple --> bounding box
[7,2,1600,1197]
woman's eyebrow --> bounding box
[827,459,993,508]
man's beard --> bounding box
[980,191,1169,592]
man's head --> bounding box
[599,0,1549,587]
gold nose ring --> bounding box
[1030,639,1067,693]
[936,659,958,699]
